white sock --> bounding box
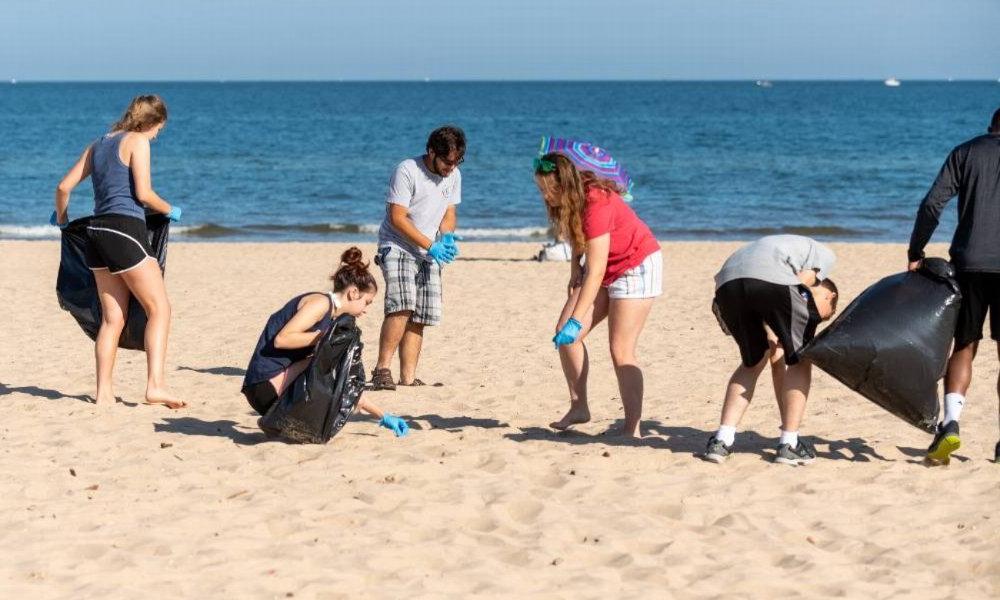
[943,393,965,425]
[716,425,737,446]
[779,429,799,448]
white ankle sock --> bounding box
[716,425,737,446]
[779,430,799,447]
[943,393,965,424]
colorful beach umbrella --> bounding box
[538,137,634,201]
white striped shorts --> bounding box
[607,250,663,299]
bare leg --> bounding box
[399,320,425,384]
[119,258,184,409]
[767,336,787,419]
[944,341,977,396]
[719,356,769,427]
[269,358,312,396]
[607,297,655,437]
[550,288,609,430]
[779,360,812,432]
[93,270,131,406]
[376,311,412,371]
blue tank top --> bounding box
[90,132,145,219]
[242,293,336,388]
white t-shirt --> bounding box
[377,156,462,258]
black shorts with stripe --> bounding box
[712,278,821,367]
[85,214,153,275]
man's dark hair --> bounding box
[991,108,1000,134]
[427,126,466,158]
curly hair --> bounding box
[110,95,168,133]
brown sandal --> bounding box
[370,368,397,391]
[398,378,427,387]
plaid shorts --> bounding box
[607,250,663,299]
[375,244,443,326]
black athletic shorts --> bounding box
[242,380,282,415]
[85,214,153,275]
[954,271,1000,348]
[712,278,821,367]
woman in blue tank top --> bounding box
[243,247,410,437]
[52,95,186,409]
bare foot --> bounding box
[550,404,591,430]
[144,389,187,409]
[94,393,116,407]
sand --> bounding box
[1,240,998,599]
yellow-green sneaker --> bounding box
[926,421,961,465]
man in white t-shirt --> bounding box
[371,126,464,390]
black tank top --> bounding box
[242,292,335,388]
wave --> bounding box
[172,222,549,239]
[0,225,60,239]
[661,225,872,238]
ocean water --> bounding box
[1,81,997,243]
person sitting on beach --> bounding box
[242,248,410,437]
[370,126,464,390]
[52,94,185,409]
[533,152,663,438]
[907,107,1000,464]
[704,235,838,465]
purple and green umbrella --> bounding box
[537,137,634,201]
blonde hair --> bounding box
[534,153,623,253]
[110,95,168,133]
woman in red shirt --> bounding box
[534,152,663,437]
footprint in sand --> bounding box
[506,499,544,524]
[477,453,507,474]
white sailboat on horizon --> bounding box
[884,77,901,87]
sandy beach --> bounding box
[2,239,998,599]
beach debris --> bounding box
[807,536,817,545]
[551,558,563,566]
[69,468,77,477]
[227,490,249,500]
[601,451,611,458]
[569,470,576,476]
[381,474,397,484]
[85,484,99,491]
[160,442,173,449]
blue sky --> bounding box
[3,0,998,81]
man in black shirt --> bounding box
[908,107,1000,465]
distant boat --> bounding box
[9,78,15,85]
[884,77,901,87]
[755,80,773,88]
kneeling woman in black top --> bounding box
[242,247,409,437]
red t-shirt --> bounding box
[582,187,660,286]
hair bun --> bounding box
[340,246,365,268]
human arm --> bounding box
[570,234,609,322]
[439,204,457,237]
[272,294,332,350]
[568,250,584,297]
[129,135,175,216]
[53,145,94,224]
[358,399,409,437]
[908,148,962,267]
[796,270,818,287]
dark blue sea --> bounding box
[1,81,997,242]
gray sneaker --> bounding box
[703,436,733,464]
[773,441,816,466]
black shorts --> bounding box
[85,214,153,275]
[954,271,1000,348]
[712,278,820,367]
[242,380,282,415]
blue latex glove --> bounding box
[441,232,463,256]
[427,240,457,265]
[167,206,183,222]
[553,318,583,348]
[379,413,410,437]
[49,210,68,229]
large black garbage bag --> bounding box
[259,315,366,444]
[56,214,170,351]
[802,257,961,432]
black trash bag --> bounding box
[259,315,366,444]
[802,257,961,432]
[56,214,171,351]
